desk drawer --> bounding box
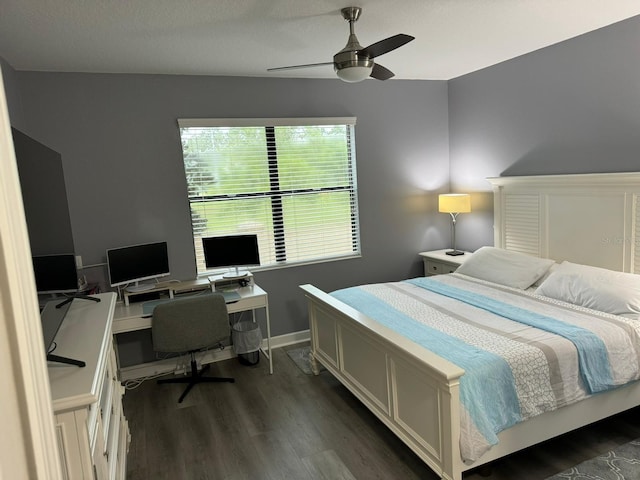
[112,315,152,334]
[226,294,267,313]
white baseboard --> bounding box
[119,329,310,382]
[268,329,310,349]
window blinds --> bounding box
[178,118,360,273]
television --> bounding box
[202,234,260,278]
[106,241,170,292]
[32,254,78,294]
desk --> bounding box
[113,283,273,377]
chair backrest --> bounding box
[152,293,229,353]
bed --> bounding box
[300,172,640,480]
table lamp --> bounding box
[439,193,471,256]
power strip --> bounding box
[173,356,203,376]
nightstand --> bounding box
[419,249,472,276]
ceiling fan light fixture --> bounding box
[336,65,372,82]
[334,50,373,83]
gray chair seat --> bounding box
[152,293,234,403]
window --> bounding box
[178,117,360,274]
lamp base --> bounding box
[445,250,465,256]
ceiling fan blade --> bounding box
[370,63,394,81]
[360,34,415,59]
[267,62,333,72]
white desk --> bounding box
[113,283,273,377]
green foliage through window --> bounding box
[178,118,360,274]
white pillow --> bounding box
[534,261,640,317]
[455,246,556,289]
[531,262,559,288]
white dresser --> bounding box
[47,292,130,479]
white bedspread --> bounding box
[331,273,640,461]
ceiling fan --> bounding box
[267,6,415,83]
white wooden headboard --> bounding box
[487,172,640,273]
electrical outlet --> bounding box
[75,255,82,269]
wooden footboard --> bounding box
[301,284,466,480]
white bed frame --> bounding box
[301,172,640,480]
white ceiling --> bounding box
[1,0,639,81]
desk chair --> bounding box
[152,293,234,403]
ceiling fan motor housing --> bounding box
[333,49,374,72]
[334,10,373,79]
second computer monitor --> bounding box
[202,234,260,278]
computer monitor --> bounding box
[202,234,260,278]
[32,254,78,294]
[106,241,170,292]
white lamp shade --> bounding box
[336,66,372,83]
[439,193,471,213]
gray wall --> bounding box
[448,15,640,251]
[14,73,450,338]
[1,57,25,131]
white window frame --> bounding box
[178,117,361,274]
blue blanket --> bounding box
[331,277,615,454]
[407,277,613,393]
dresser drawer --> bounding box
[425,259,460,275]
[420,250,471,276]
[425,260,444,275]
[441,263,459,274]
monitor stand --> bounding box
[47,353,86,367]
[41,299,87,367]
[222,267,250,280]
[126,282,156,293]
[55,294,101,309]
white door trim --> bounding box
[0,71,63,479]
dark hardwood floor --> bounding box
[123,345,640,479]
